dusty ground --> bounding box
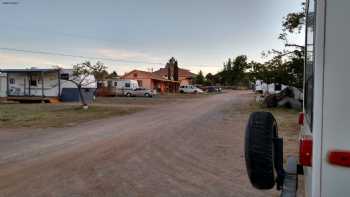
[95,93,211,107]
[0,91,300,197]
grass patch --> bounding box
[0,104,142,129]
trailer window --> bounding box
[9,78,15,84]
[305,0,316,129]
[60,73,69,80]
[30,80,37,86]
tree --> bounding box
[205,73,214,85]
[92,61,109,82]
[224,58,233,71]
[194,70,205,85]
[232,55,249,85]
[254,2,305,89]
[67,61,107,109]
[215,55,250,86]
[166,57,179,81]
[109,71,119,78]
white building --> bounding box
[0,68,96,102]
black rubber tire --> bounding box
[126,93,132,97]
[144,93,150,97]
[245,112,278,190]
[180,90,184,94]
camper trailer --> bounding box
[115,80,139,96]
[0,68,96,103]
[244,0,350,196]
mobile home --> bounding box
[0,68,96,103]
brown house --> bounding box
[153,66,195,86]
[121,70,179,93]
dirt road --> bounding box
[0,91,277,197]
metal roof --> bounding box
[0,68,60,72]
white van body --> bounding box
[115,80,139,90]
[302,0,350,196]
[114,80,139,96]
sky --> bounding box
[0,0,304,75]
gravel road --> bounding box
[0,91,277,197]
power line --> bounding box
[1,24,221,68]
[0,47,220,68]
[0,47,164,65]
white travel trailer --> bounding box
[114,80,139,96]
[115,80,139,90]
[0,68,96,103]
[244,0,350,196]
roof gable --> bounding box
[153,67,195,77]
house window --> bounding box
[30,80,37,86]
[60,73,69,80]
[114,81,118,86]
[133,73,138,78]
[9,78,15,84]
[275,84,282,91]
[137,80,143,87]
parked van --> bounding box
[244,1,350,196]
[114,80,139,96]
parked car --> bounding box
[207,86,222,93]
[179,85,204,94]
[124,88,154,97]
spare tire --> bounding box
[245,112,278,190]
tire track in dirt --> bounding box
[0,91,277,197]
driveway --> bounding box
[0,91,276,197]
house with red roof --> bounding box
[153,66,195,86]
[121,69,179,93]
